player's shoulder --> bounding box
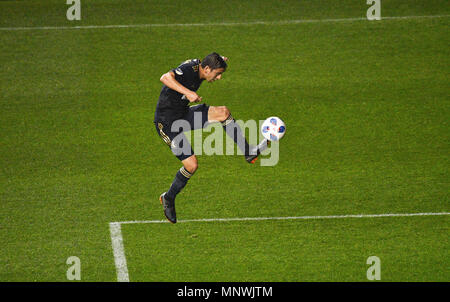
[179,58,201,66]
[176,58,200,73]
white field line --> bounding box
[1,14,450,31]
[116,211,450,225]
[109,222,130,282]
[109,211,449,282]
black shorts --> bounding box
[154,103,210,161]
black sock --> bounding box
[222,114,251,156]
[166,167,192,201]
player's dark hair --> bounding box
[201,52,227,71]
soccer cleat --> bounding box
[245,139,270,164]
[159,192,177,224]
[245,153,259,164]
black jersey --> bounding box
[154,59,204,124]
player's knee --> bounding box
[188,162,198,174]
[183,156,198,174]
[219,106,230,121]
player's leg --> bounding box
[155,122,196,223]
[165,155,197,202]
[208,106,269,163]
[208,106,250,154]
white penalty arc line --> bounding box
[2,14,450,31]
[109,211,449,282]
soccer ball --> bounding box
[261,117,286,141]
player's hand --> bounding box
[221,56,228,61]
[186,91,202,103]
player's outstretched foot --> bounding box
[159,192,177,224]
[245,139,270,164]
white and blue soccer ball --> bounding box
[261,116,286,141]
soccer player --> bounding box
[154,52,268,223]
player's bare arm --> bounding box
[160,71,202,103]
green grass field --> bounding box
[0,0,449,282]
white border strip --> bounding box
[2,14,450,31]
[109,212,449,282]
